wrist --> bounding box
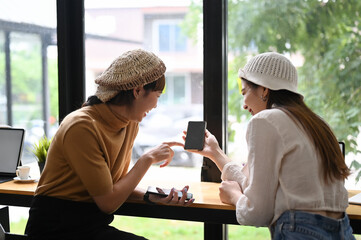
[232,192,242,206]
[212,148,229,170]
[138,155,153,167]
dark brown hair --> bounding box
[82,75,165,107]
[242,78,350,183]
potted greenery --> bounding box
[31,136,52,173]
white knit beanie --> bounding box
[95,49,166,102]
[238,52,300,95]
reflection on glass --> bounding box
[85,1,203,181]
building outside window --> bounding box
[160,73,190,105]
[156,20,187,52]
[84,1,203,182]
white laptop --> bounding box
[0,127,25,183]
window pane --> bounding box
[159,24,170,52]
[10,33,42,127]
[0,31,6,124]
[174,25,187,51]
[227,1,361,237]
[84,1,204,183]
[227,0,361,190]
[173,75,186,103]
[156,21,187,53]
[0,0,58,169]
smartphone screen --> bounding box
[184,121,206,150]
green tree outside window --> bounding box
[182,0,361,182]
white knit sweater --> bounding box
[221,108,348,227]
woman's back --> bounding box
[226,108,349,226]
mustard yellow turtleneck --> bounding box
[35,103,139,202]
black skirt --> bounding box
[25,195,147,240]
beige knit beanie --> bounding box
[238,52,300,95]
[95,49,166,102]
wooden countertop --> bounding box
[0,180,234,210]
[0,180,360,214]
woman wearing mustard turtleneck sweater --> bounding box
[25,49,193,240]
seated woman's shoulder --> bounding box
[255,108,286,119]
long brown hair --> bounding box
[83,75,165,107]
[243,78,350,183]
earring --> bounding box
[261,95,267,102]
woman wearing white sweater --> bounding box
[186,52,355,239]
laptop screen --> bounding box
[0,128,25,175]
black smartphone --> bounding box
[184,121,206,150]
[146,186,193,200]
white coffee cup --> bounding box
[16,166,30,180]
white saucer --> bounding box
[13,177,38,183]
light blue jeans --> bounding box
[270,210,356,240]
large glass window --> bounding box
[84,0,203,181]
[0,0,58,168]
[226,1,361,187]
[224,1,361,238]
[84,1,204,238]
[0,0,57,232]
[0,31,6,123]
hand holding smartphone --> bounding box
[184,121,207,150]
[146,186,193,200]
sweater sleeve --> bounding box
[223,116,285,227]
[222,162,249,191]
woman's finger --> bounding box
[162,141,184,147]
[178,187,187,204]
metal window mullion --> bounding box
[4,31,12,126]
[41,34,50,136]
[202,0,228,182]
[57,0,85,122]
